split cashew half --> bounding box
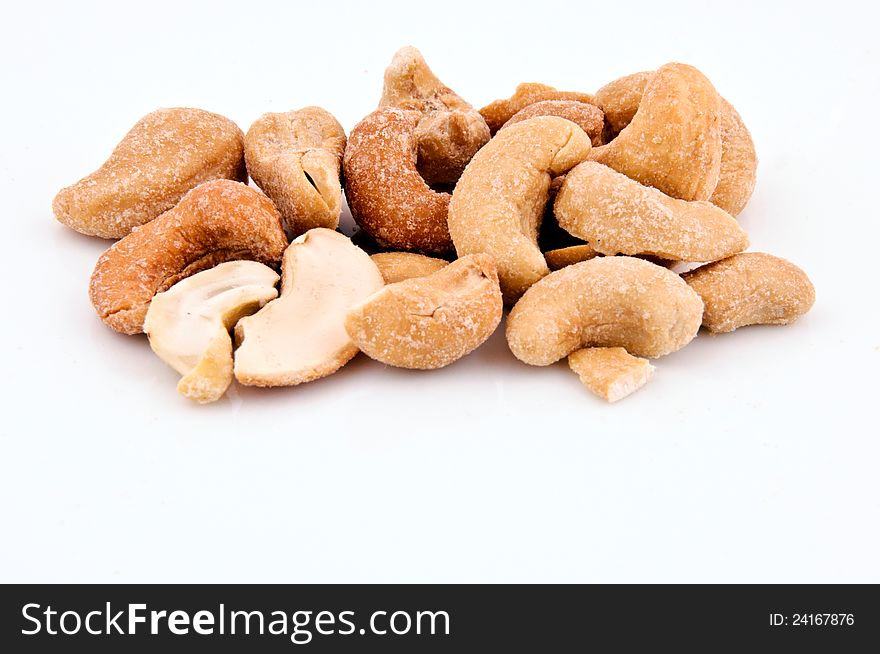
[506,256,703,365]
[447,116,593,304]
[233,229,384,387]
[143,261,279,403]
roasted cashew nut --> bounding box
[447,116,593,304]
[143,261,279,403]
[89,180,287,335]
[370,252,448,284]
[479,82,595,134]
[244,107,346,238]
[506,256,703,365]
[53,108,246,239]
[380,46,490,185]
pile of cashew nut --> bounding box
[54,46,815,404]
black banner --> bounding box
[1,584,876,651]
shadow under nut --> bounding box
[89,180,287,335]
[682,253,815,333]
[244,107,346,238]
[589,63,722,202]
[448,116,593,305]
[506,256,703,365]
[344,107,453,255]
[53,108,246,239]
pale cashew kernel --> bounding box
[682,253,815,333]
[447,116,593,305]
[143,261,279,403]
[233,229,384,387]
[506,256,703,365]
[554,161,748,262]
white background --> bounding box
[1,0,878,583]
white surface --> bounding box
[1,0,878,583]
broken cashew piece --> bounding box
[447,116,593,304]
[89,180,287,335]
[370,252,448,284]
[554,161,748,262]
[568,347,654,403]
[682,253,815,333]
[589,63,722,201]
[479,82,595,134]
[143,261,279,403]
[344,107,453,254]
[244,107,346,238]
[53,108,246,239]
[544,244,600,271]
[345,254,502,370]
[506,256,703,365]
[233,229,384,387]
[380,46,490,185]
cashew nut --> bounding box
[233,229,384,387]
[244,107,346,238]
[447,116,593,304]
[594,69,757,215]
[568,347,654,403]
[345,254,502,369]
[554,161,748,262]
[682,253,815,333]
[501,100,605,146]
[343,107,452,254]
[506,256,703,365]
[379,46,490,185]
[479,82,595,134]
[544,244,600,271]
[370,252,448,284]
[143,261,279,403]
[589,63,722,201]
[89,180,287,335]
[53,108,246,239]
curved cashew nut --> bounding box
[143,261,279,403]
[53,108,246,239]
[447,116,593,304]
[380,46,490,185]
[506,256,703,365]
[343,107,453,254]
[479,82,595,134]
[345,254,502,370]
[589,63,722,201]
[500,100,605,146]
[89,180,287,335]
[233,229,384,387]
[554,161,748,262]
[682,253,815,333]
[244,107,346,238]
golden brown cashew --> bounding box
[500,100,605,146]
[682,253,815,333]
[244,107,346,238]
[506,256,703,365]
[89,180,287,335]
[380,46,490,185]
[479,82,595,134]
[53,108,246,239]
[345,254,503,369]
[447,116,593,304]
[594,70,757,215]
[589,63,722,201]
[554,161,748,262]
[344,107,453,254]
[143,261,280,403]
[568,347,654,403]
[370,252,448,284]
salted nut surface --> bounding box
[58,49,814,404]
[54,108,246,239]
